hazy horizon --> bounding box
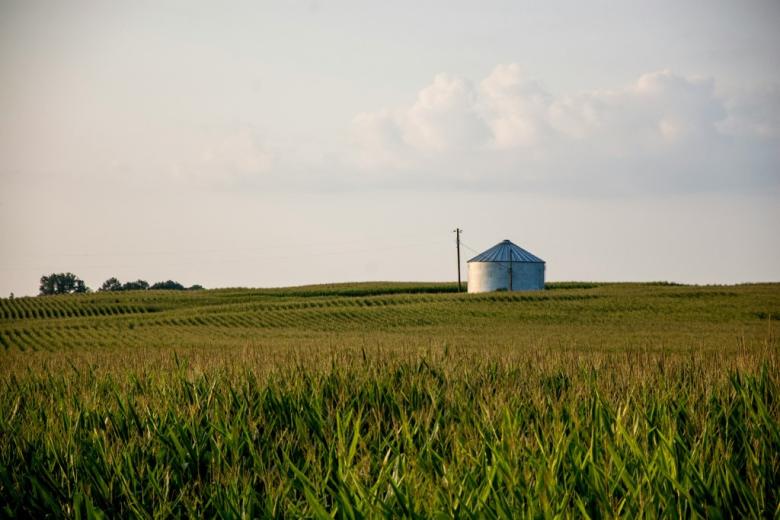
[2,1,779,296]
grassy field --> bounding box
[1,282,778,517]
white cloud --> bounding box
[547,70,725,154]
[352,74,490,170]
[402,74,489,152]
[479,63,553,148]
[169,128,275,186]
[352,65,778,192]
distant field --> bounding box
[1,282,778,517]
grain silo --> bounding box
[467,240,545,293]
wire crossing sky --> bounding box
[1,1,779,295]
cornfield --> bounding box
[1,282,778,517]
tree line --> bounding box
[39,273,203,295]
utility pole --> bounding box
[453,228,462,292]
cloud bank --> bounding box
[352,65,779,193]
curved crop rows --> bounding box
[0,297,158,321]
[1,283,777,352]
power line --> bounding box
[459,240,481,255]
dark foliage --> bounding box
[122,280,150,291]
[39,273,89,295]
[96,278,201,292]
[150,280,186,291]
[99,277,122,292]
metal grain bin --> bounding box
[467,240,545,293]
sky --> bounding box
[1,0,779,296]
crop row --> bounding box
[0,297,158,321]
[0,290,739,352]
[0,291,600,323]
[151,292,600,321]
[0,304,447,351]
[134,304,440,332]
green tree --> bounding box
[99,277,123,292]
[150,280,185,290]
[39,273,89,295]
[121,280,149,291]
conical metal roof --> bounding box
[467,239,544,263]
